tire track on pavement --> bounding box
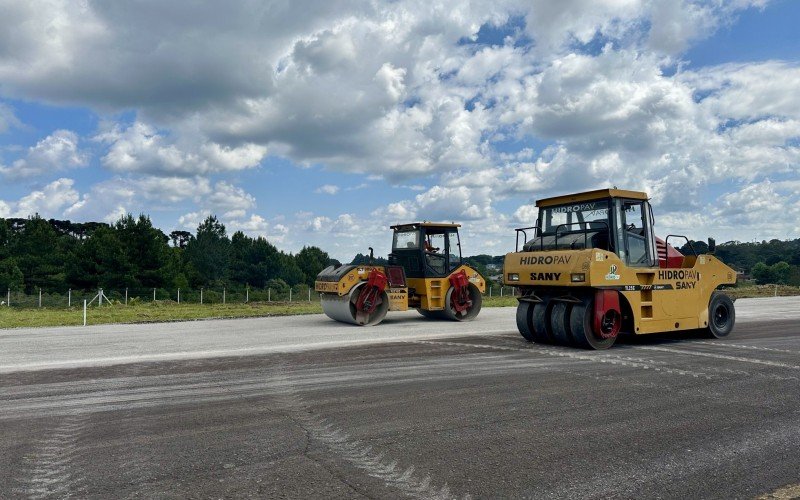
[16,414,90,499]
[639,346,800,370]
[268,363,467,500]
[408,340,718,379]
[694,340,800,356]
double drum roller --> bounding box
[315,223,486,327]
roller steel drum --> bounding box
[320,281,389,326]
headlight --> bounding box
[507,273,520,281]
[571,273,586,282]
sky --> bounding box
[0,0,799,262]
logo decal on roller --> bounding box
[605,264,620,280]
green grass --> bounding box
[721,284,800,300]
[0,301,323,329]
[0,285,796,329]
[482,295,518,307]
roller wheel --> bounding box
[351,287,390,326]
[705,292,735,338]
[550,302,572,346]
[531,296,555,344]
[319,282,389,326]
[516,301,536,341]
[569,296,617,350]
[443,284,482,321]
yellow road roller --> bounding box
[315,222,486,326]
[503,188,737,349]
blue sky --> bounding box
[1,0,799,261]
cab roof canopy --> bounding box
[390,222,461,230]
[536,188,649,208]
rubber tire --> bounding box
[516,301,536,341]
[550,302,572,346]
[531,297,555,344]
[569,296,617,350]
[443,284,482,321]
[705,292,735,338]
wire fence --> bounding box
[2,284,519,309]
[1,285,323,309]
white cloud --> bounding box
[0,178,80,218]
[205,182,256,213]
[97,122,266,176]
[1,0,797,254]
[0,200,11,218]
[5,0,754,180]
[315,184,340,195]
[1,130,88,180]
[0,103,22,134]
[227,214,270,235]
[64,176,214,222]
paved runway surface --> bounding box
[1,297,799,498]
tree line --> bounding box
[681,238,800,285]
[1,213,797,294]
[0,214,336,294]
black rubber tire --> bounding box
[531,297,555,344]
[443,284,482,321]
[705,292,735,338]
[550,302,572,346]
[569,296,617,350]
[516,301,536,341]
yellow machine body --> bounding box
[314,264,485,311]
[315,222,486,326]
[503,189,737,348]
[504,248,735,334]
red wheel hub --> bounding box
[594,290,621,339]
[355,269,388,314]
[448,270,472,313]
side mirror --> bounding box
[707,237,716,254]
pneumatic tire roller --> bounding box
[504,188,737,349]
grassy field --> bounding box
[0,287,795,329]
[0,295,518,329]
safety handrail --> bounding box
[514,226,539,252]
[665,235,697,257]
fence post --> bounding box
[6,288,9,307]
[153,288,156,302]
[39,288,42,308]
[125,288,128,305]
[223,288,226,305]
[268,288,271,302]
[83,299,87,326]
[68,288,72,308]
[201,287,204,304]
[289,288,292,302]
[489,286,492,297]
[500,286,504,297]
[308,288,311,302]
[177,288,181,304]
[246,286,249,303]
[99,288,103,306]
